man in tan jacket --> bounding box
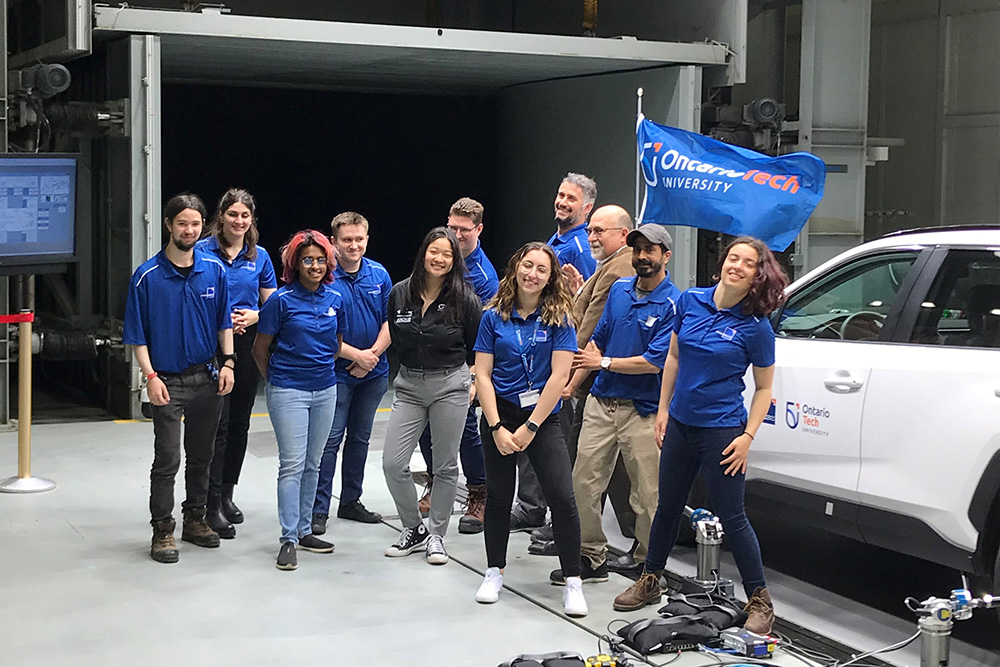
[520,206,641,573]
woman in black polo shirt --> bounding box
[381,227,482,566]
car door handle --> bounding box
[823,370,864,393]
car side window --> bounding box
[909,249,1000,348]
[776,252,919,340]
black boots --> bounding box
[207,493,236,539]
[221,483,244,524]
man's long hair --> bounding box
[487,242,574,327]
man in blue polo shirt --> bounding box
[416,197,498,534]
[550,224,680,584]
[312,212,393,531]
[123,193,236,564]
[548,173,597,281]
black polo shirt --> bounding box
[388,278,482,370]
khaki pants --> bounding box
[572,396,660,569]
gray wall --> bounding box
[867,0,1000,236]
[493,67,686,265]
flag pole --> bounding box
[635,87,644,222]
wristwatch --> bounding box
[489,422,503,433]
[600,356,612,371]
[525,420,540,433]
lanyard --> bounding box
[513,318,540,390]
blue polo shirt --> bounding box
[548,224,596,281]
[258,282,347,391]
[590,275,681,416]
[669,285,776,428]
[331,257,392,385]
[474,307,577,415]
[464,242,499,304]
[123,248,231,373]
[196,236,277,311]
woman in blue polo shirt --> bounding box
[198,188,277,539]
[614,236,788,634]
[473,242,588,618]
[252,229,346,571]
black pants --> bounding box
[149,365,224,522]
[482,397,581,577]
[516,397,637,543]
[209,324,260,494]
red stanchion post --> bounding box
[0,310,56,493]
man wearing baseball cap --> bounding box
[549,223,681,586]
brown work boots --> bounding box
[181,507,221,549]
[150,518,179,563]
[743,587,775,635]
[458,483,486,534]
[613,571,663,611]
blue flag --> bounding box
[637,116,826,251]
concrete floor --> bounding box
[0,395,994,666]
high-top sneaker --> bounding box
[181,507,221,548]
[458,483,486,534]
[150,518,179,563]
[743,587,775,635]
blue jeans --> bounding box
[645,418,766,597]
[417,404,486,486]
[266,383,338,544]
[314,374,389,514]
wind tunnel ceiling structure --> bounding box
[92,6,730,93]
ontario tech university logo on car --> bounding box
[785,400,830,437]
[763,398,776,425]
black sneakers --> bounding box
[337,500,382,524]
[311,513,329,535]
[276,542,297,571]
[297,534,335,553]
[549,558,609,585]
[384,523,430,557]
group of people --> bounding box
[123,172,788,632]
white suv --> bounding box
[744,227,1000,592]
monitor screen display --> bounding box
[0,155,77,267]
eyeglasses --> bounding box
[586,226,624,237]
[447,224,479,236]
[300,256,328,267]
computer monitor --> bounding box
[0,154,77,275]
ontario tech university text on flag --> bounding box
[637,116,826,251]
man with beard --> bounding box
[548,173,597,281]
[122,194,236,563]
[549,224,680,586]
[124,193,235,563]
[508,173,599,533]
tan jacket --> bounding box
[571,247,635,396]
[572,247,636,347]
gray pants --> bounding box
[382,365,469,537]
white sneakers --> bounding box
[476,567,504,603]
[563,576,588,617]
[474,568,587,617]
[425,534,449,565]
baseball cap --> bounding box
[626,224,673,252]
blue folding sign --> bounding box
[637,116,826,251]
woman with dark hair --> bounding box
[473,242,587,616]
[381,227,482,566]
[197,188,277,538]
[613,237,788,634]
[252,230,345,571]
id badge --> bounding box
[518,389,540,408]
